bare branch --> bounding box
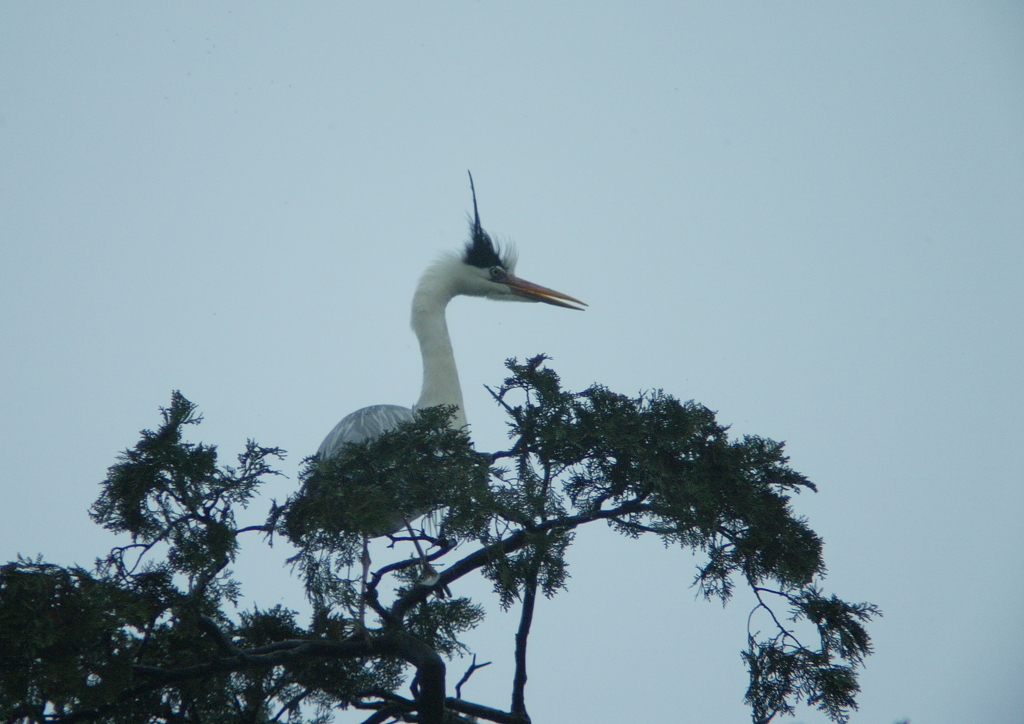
[445,699,530,724]
[358,709,400,724]
[236,524,272,535]
[511,558,540,717]
[270,687,311,722]
[454,655,492,699]
[369,542,455,589]
[750,587,803,649]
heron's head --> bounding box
[451,173,586,311]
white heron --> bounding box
[317,173,585,612]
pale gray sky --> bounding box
[2,3,1022,723]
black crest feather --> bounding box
[462,171,503,269]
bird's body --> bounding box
[318,174,584,539]
[318,404,414,458]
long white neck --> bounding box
[411,259,468,429]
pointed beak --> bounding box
[505,274,587,311]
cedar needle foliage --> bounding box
[0,358,877,724]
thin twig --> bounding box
[236,524,271,535]
[750,587,803,649]
[369,542,454,589]
[270,687,311,722]
[454,654,492,699]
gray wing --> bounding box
[317,404,415,459]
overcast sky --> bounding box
[2,3,1022,723]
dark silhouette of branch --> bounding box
[454,654,492,699]
[445,698,530,724]
[511,561,539,718]
[369,542,455,589]
[750,587,803,648]
[358,708,403,724]
[236,524,272,535]
[270,687,312,722]
[197,615,240,656]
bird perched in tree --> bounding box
[317,173,584,610]
[318,172,584,493]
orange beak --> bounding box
[505,275,587,311]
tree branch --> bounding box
[390,500,646,621]
[358,708,402,724]
[511,560,539,717]
[369,542,454,590]
[750,586,804,650]
[197,615,240,656]
[270,687,312,722]
[445,698,530,724]
[454,654,492,700]
[236,524,272,535]
[132,639,371,684]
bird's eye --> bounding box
[490,267,506,281]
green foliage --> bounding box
[743,587,880,724]
[403,593,485,659]
[0,561,135,721]
[92,391,284,591]
[0,359,877,724]
[491,357,823,602]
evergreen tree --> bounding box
[0,357,878,724]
